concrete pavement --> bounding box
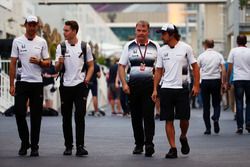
[0,108,250,167]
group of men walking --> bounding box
[9,15,250,159]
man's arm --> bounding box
[29,56,50,68]
[152,67,163,102]
[118,64,130,94]
[9,57,17,96]
[191,62,200,96]
[227,63,233,88]
[85,60,94,84]
[220,63,227,90]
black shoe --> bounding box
[76,146,88,156]
[145,145,155,157]
[132,146,143,154]
[30,149,39,157]
[88,111,95,116]
[18,144,30,156]
[236,128,243,134]
[99,110,106,116]
[204,130,211,135]
[63,147,72,155]
[246,127,250,133]
[214,121,220,134]
[165,148,177,159]
[180,137,190,155]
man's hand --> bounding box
[151,90,158,102]
[29,56,40,65]
[122,83,130,94]
[9,85,15,96]
[191,85,199,97]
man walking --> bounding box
[55,20,94,156]
[227,35,250,134]
[119,20,160,157]
[152,23,200,158]
[198,39,226,135]
[9,15,50,157]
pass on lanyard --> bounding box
[137,44,148,71]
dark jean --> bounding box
[201,79,221,131]
[234,80,250,129]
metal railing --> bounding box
[0,59,14,112]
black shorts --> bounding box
[89,83,98,96]
[160,88,190,121]
[109,83,120,99]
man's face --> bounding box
[135,24,149,43]
[25,22,38,36]
[63,25,76,40]
[161,31,171,45]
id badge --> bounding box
[140,63,145,71]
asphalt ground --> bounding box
[0,108,250,167]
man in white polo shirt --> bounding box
[9,15,50,157]
[55,20,94,156]
[227,35,250,134]
[152,23,200,158]
[198,39,226,135]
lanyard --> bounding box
[137,43,148,63]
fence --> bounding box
[0,59,14,112]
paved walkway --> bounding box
[0,108,250,167]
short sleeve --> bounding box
[55,44,62,62]
[119,43,129,66]
[10,39,18,58]
[155,48,163,68]
[41,40,49,59]
[227,49,234,64]
[186,45,196,65]
[86,43,93,62]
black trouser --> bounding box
[15,81,43,150]
[128,83,155,147]
[59,83,89,148]
[201,79,221,131]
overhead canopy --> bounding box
[100,43,122,58]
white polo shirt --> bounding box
[11,35,49,83]
[227,46,250,81]
[198,48,225,80]
[156,41,196,89]
[56,40,93,87]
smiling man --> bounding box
[9,15,50,157]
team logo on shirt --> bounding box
[163,53,169,60]
[131,49,138,57]
[64,50,70,57]
[19,44,27,52]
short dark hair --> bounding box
[237,35,247,46]
[172,25,181,41]
[203,39,214,48]
[65,20,79,34]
